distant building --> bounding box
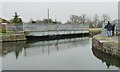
[0,18,11,24]
[0,18,15,32]
[0,18,11,32]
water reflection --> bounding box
[2,37,88,59]
[1,37,119,70]
[92,47,120,68]
[2,41,26,59]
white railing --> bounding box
[23,23,89,32]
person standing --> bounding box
[104,21,112,37]
[112,24,115,36]
[101,23,107,36]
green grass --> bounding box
[93,34,119,46]
[89,28,102,33]
[89,28,102,36]
[94,36,107,40]
[105,41,119,46]
[0,31,14,36]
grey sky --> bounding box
[0,2,2,17]
[2,2,118,22]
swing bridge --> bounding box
[23,23,89,37]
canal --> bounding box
[1,37,119,70]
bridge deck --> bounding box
[25,30,89,36]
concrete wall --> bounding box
[92,38,120,59]
[2,34,26,42]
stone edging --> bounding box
[1,34,26,42]
[92,38,120,59]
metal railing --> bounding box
[23,23,89,32]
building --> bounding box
[0,18,11,24]
[0,18,11,32]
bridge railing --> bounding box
[23,23,89,32]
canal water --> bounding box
[1,37,119,70]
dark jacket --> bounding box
[112,24,115,31]
[104,23,112,31]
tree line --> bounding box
[27,13,112,28]
[9,12,117,28]
[65,14,111,28]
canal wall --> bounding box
[92,47,120,68]
[92,34,120,59]
[1,34,26,42]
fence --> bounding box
[6,24,23,32]
[4,23,89,33]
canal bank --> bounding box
[92,47,120,68]
[92,34,120,59]
[0,31,26,42]
[89,28,102,37]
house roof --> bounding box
[0,18,10,24]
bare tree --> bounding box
[93,14,99,27]
[102,14,110,23]
[70,15,81,24]
[68,14,89,24]
[81,14,88,24]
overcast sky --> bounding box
[1,2,118,22]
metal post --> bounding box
[48,9,49,24]
[48,9,50,36]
